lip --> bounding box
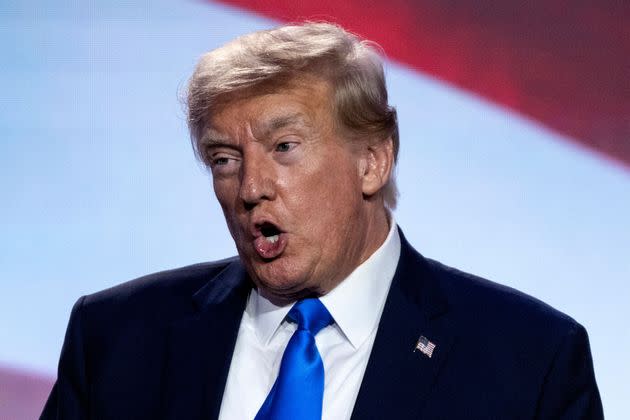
[249,216,285,239]
[253,232,288,259]
[248,216,288,260]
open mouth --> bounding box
[260,222,281,244]
[253,221,287,259]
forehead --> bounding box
[207,74,334,135]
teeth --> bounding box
[264,234,279,244]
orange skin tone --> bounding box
[203,74,394,306]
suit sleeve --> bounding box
[535,322,604,419]
[40,296,90,419]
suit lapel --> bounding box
[351,230,456,419]
[161,230,454,419]
[162,260,251,420]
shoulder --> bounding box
[75,257,240,326]
[423,257,583,356]
[428,258,577,326]
[86,257,238,302]
[396,241,602,416]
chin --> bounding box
[251,260,315,302]
[255,279,313,305]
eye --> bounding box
[208,153,239,171]
[275,142,296,152]
[213,157,230,166]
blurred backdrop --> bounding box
[1,0,628,418]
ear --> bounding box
[359,137,394,197]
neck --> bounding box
[316,204,391,297]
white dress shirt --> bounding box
[218,222,401,420]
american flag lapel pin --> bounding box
[414,335,436,358]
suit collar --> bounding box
[395,228,449,320]
[319,222,401,349]
[192,257,251,309]
[160,228,454,419]
[162,259,251,420]
[351,228,455,419]
[247,221,402,349]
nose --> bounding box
[238,153,276,209]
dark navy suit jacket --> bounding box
[42,230,603,419]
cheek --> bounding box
[290,161,361,230]
[213,178,235,207]
[213,181,242,235]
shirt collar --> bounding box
[248,219,401,349]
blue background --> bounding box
[1,0,628,417]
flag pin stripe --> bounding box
[414,335,436,358]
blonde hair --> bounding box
[186,22,399,208]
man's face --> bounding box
[204,75,387,304]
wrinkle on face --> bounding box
[206,74,390,305]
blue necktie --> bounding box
[255,298,333,420]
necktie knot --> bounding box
[288,298,333,336]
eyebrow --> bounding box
[200,112,311,148]
[263,112,305,132]
[260,113,309,136]
[200,129,231,149]
[201,136,230,149]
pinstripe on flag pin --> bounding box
[414,335,436,358]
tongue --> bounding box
[254,233,286,259]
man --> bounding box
[42,22,603,419]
